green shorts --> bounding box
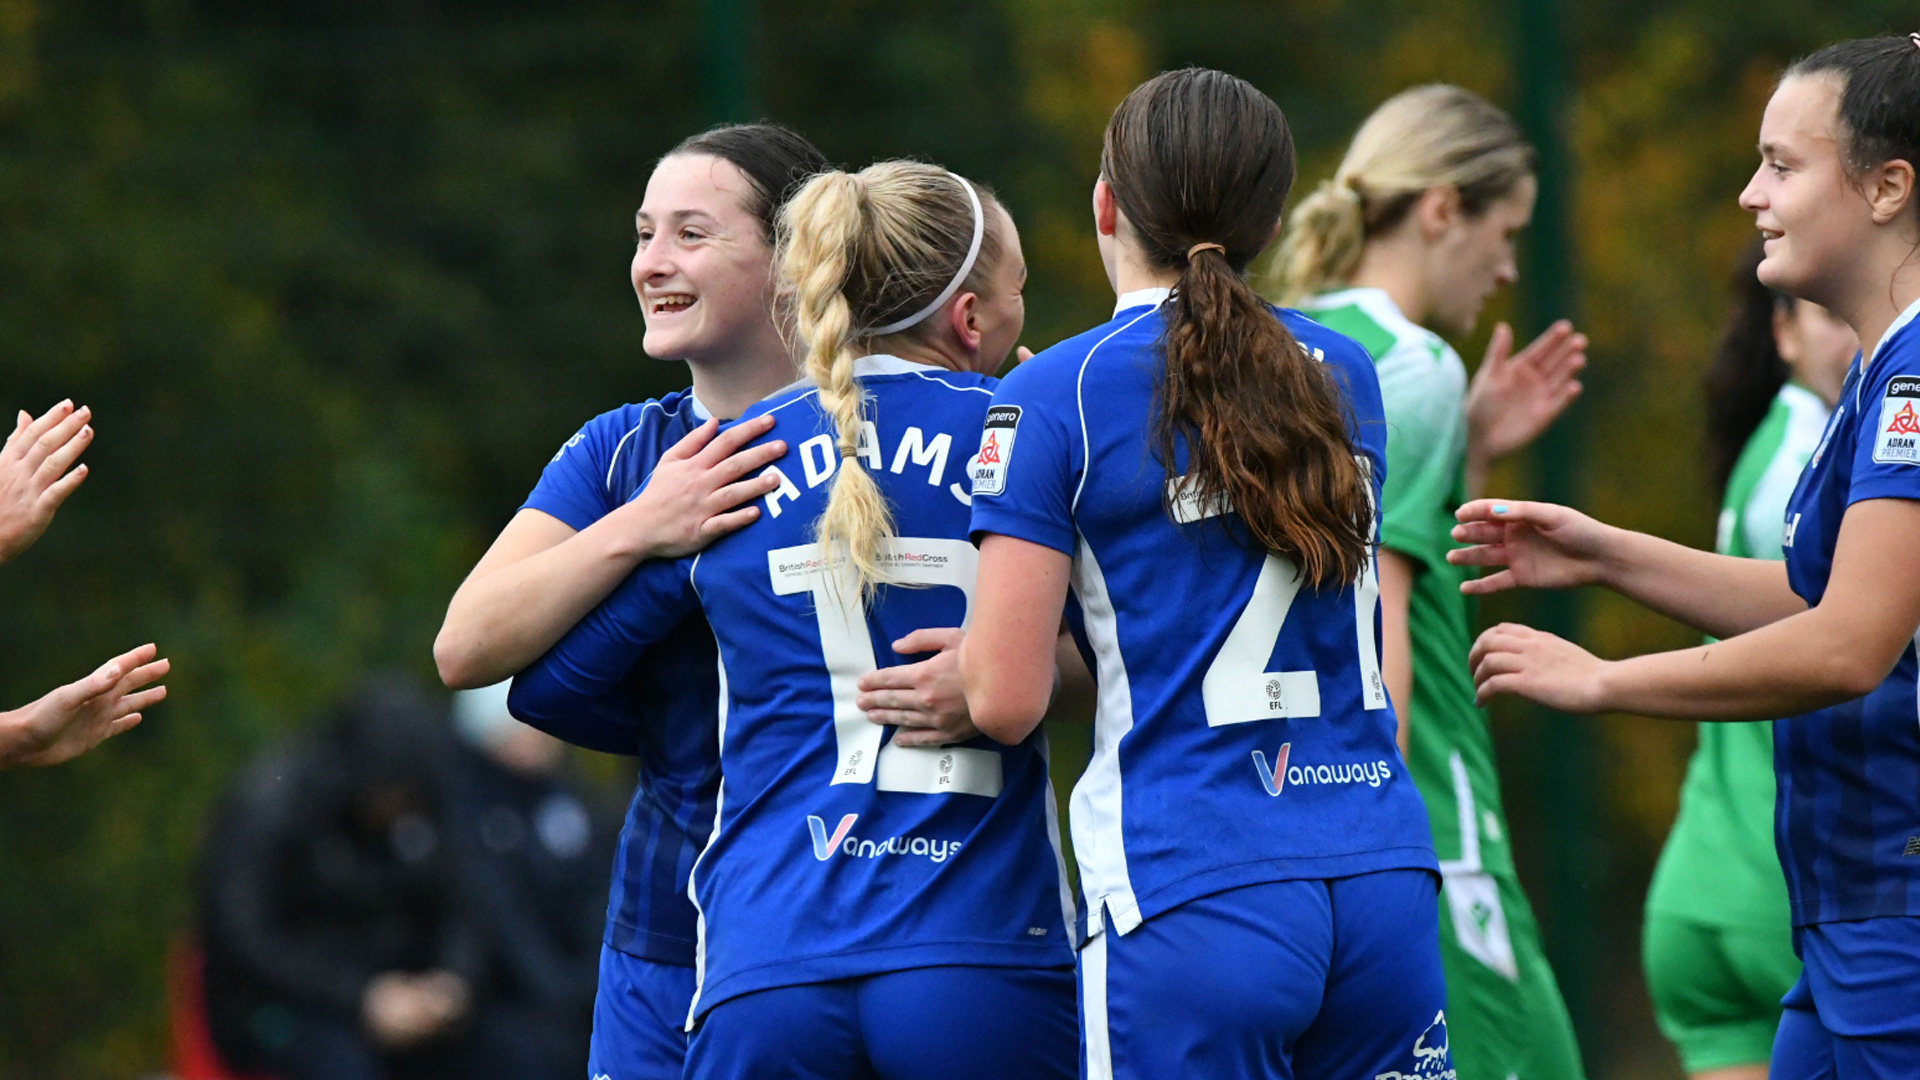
[1642,909,1799,1073]
[1437,868,1586,1080]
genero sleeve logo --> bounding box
[1874,376,1920,465]
[970,405,1020,497]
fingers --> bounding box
[1448,521,1509,545]
[1015,346,1034,364]
[708,438,789,486]
[67,644,159,703]
[1457,569,1518,595]
[117,656,171,694]
[1454,498,1552,526]
[708,473,782,514]
[16,400,75,454]
[694,414,778,466]
[37,424,92,487]
[890,627,964,656]
[660,417,721,462]
[41,463,89,509]
[1482,322,1515,368]
[856,665,926,695]
[887,726,954,748]
[1513,320,1574,363]
[27,405,90,469]
[696,505,762,540]
[117,685,168,717]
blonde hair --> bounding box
[776,161,1006,596]
[1270,84,1535,304]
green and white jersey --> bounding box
[1302,287,1515,877]
[1646,382,1828,928]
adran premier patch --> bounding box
[1874,376,1920,465]
[970,405,1020,496]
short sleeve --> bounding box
[508,557,701,741]
[1848,345,1920,506]
[1374,339,1468,569]
[967,360,1082,554]
[522,414,627,531]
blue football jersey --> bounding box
[969,288,1436,940]
[511,388,719,966]
[512,356,1077,1024]
[1778,296,1920,926]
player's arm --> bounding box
[505,557,701,739]
[1377,549,1416,757]
[857,623,1093,746]
[961,534,1073,745]
[1470,498,1920,719]
[434,416,784,688]
[1448,498,1805,639]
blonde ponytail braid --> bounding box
[1269,177,1368,305]
[779,171,898,598]
[777,162,1001,598]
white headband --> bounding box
[865,172,985,337]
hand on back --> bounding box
[0,401,93,565]
[1447,498,1613,594]
[621,414,788,558]
[856,628,979,747]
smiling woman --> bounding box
[1451,34,1920,1080]
[431,123,833,1080]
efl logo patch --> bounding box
[970,405,1020,497]
[1873,376,1920,465]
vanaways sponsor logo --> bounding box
[1251,743,1394,796]
[805,814,964,863]
[1375,1010,1454,1080]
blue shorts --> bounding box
[685,965,1077,1080]
[586,946,696,1080]
[1081,869,1449,1080]
[1773,916,1920,1080]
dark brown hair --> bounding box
[1787,36,1920,216]
[1704,239,1793,494]
[1102,68,1371,586]
[671,122,831,242]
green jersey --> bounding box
[1303,288,1518,954]
[1646,382,1828,928]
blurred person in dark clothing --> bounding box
[447,682,618,1078]
[198,680,520,1080]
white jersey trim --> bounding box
[1081,930,1114,1080]
[1070,535,1143,936]
[1112,287,1170,315]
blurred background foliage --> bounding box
[1,0,1915,1076]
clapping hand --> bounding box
[0,401,94,565]
[1464,321,1586,493]
[1,644,170,768]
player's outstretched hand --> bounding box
[1464,320,1586,470]
[856,627,979,747]
[1447,499,1613,596]
[623,415,788,559]
[0,400,94,565]
[0,644,169,768]
[1469,622,1608,712]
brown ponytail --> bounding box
[1103,68,1371,587]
